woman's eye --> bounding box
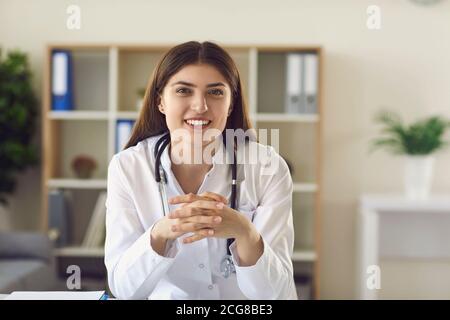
[176,88,191,94]
[209,89,224,96]
[175,88,223,96]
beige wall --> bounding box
[1,0,450,299]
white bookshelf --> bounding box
[254,113,319,123]
[42,44,322,298]
[47,179,107,189]
[292,249,317,262]
[48,111,110,120]
[116,111,140,120]
[293,183,318,193]
[54,246,104,258]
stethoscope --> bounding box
[153,132,240,278]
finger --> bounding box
[190,200,225,211]
[169,192,228,205]
[183,229,215,244]
[168,206,214,219]
[168,193,200,205]
[169,201,222,219]
[171,222,213,233]
[199,192,228,205]
[180,197,221,208]
[181,215,222,225]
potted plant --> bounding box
[371,110,450,200]
[71,155,97,179]
[0,50,39,207]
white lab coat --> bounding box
[104,133,298,300]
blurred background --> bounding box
[1,0,450,299]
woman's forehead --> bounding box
[168,64,229,87]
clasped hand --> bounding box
[156,192,250,244]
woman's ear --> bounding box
[227,106,233,116]
[158,95,165,114]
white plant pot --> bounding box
[404,155,434,200]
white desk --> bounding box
[0,292,110,300]
[356,194,450,299]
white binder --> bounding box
[303,53,318,114]
[285,53,305,114]
[82,191,107,248]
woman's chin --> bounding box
[170,125,223,144]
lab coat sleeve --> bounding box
[229,147,298,300]
[104,155,178,300]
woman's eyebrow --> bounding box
[171,81,226,88]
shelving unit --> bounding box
[42,44,322,299]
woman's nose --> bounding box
[190,95,208,113]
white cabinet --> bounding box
[357,194,450,299]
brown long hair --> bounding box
[124,41,254,150]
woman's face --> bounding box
[159,63,232,145]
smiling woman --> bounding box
[104,41,297,300]
[124,41,252,149]
[159,64,231,139]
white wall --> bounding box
[1,0,450,299]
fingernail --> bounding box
[208,230,214,235]
[216,202,224,209]
[213,216,222,223]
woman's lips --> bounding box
[184,120,211,130]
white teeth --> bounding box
[185,119,210,126]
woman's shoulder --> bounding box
[240,139,290,176]
[111,134,164,165]
[238,140,293,203]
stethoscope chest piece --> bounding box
[220,255,236,278]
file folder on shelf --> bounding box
[51,50,74,111]
[303,53,318,114]
[116,120,135,153]
[82,191,107,248]
[285,53,306,114]
[48,190,70,248]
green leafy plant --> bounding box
[0,50,39,206]
[370,110,450,155]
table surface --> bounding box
[360,194,450,211]
[0,293,116,300]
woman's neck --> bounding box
[169,138,220,168]
[169,139,219,194]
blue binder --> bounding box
[51,50,74,110]
[116,120,135,153]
